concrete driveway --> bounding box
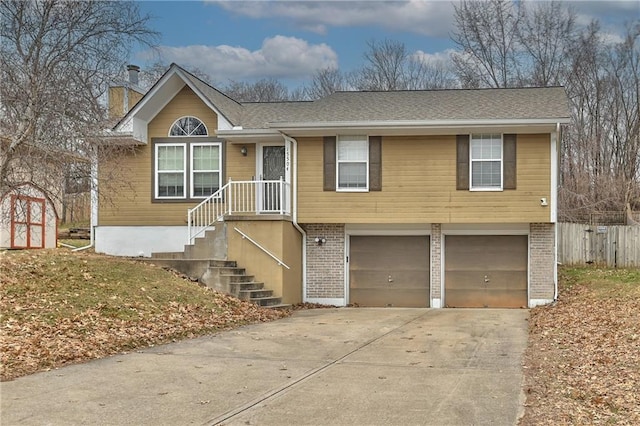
[1,308,528,425]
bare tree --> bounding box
[613,25,640,220]
[451,0,525,88]
[349,39,458,91]
[406,53,459,90]
[518,1,578,86]
[0,0,157,216]
[305,67,349,99]
[560,23,640,221]
[223,78,292,102]
[354,39,409,90]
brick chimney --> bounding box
[108,65,144,120]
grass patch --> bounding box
[559,267,640,299]
[1,249,289,381]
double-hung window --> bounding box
[337,135,368,191]
[156,144,187,198]
[191,143,220,198]
[154,116,222,201]
[470,134,502,190]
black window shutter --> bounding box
[503,134,517,190]
[369,136,382,191]
[323,136,336,191]
[456,135,470,190]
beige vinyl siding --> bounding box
[128,90,143,112]
[297,134,551,224]
[108,87,126,119]
[108,87,145,120]
[100,86,254,226]
[226,143,256,181]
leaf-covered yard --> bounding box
[0,249,289,381]
[520,267,640,425]
[3,249,639,425]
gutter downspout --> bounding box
[553,122,560,301]
[282,134,307,302]
[73,153,98,252]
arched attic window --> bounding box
[169,116,208,136]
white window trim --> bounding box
[469,134,503,192]
[155,143,187,199]
[168,116,209,137]
[336,135,369,192]
[190,142,222,199]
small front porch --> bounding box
[188,178,292,244]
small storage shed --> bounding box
[0,184,58,249]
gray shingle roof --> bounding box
[155,66,570,130]
[239,101,316,129]
[118,64,568,133]
[177,66,244,126]
[235,87,569,129]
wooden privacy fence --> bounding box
[558,222,640,267]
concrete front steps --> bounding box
[150,250,288,309]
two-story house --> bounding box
[96,64,570,309]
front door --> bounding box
[259,145,285,213]
[11,195,46,249]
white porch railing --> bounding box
[187,178,291,244]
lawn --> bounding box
[3,249,639,424]
[0,249,289,381]
[520,267,640,425]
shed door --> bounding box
[11,195,46,249]
[444,235,527,308]
[349,236,430,307]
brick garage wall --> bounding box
[530,223,556,300]
[304,224,345,299]
[431,223,442,300]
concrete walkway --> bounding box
[1,308,529,425]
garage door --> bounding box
[444,235,527,308]
[349,236,430,307]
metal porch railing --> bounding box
[187,178,291,244]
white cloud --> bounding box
[411,48,455,65]
[209,0,456,37]
[142,35,338,81]
[567,0,638,43]
[209,1,636,40]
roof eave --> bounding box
[174,67,236,129]
[269,117,571,131]
[266,118,571,137]
[216,128,283,143]
[101,131,145,146]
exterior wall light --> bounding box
[240,146,248,156]
[315,237,326,245]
